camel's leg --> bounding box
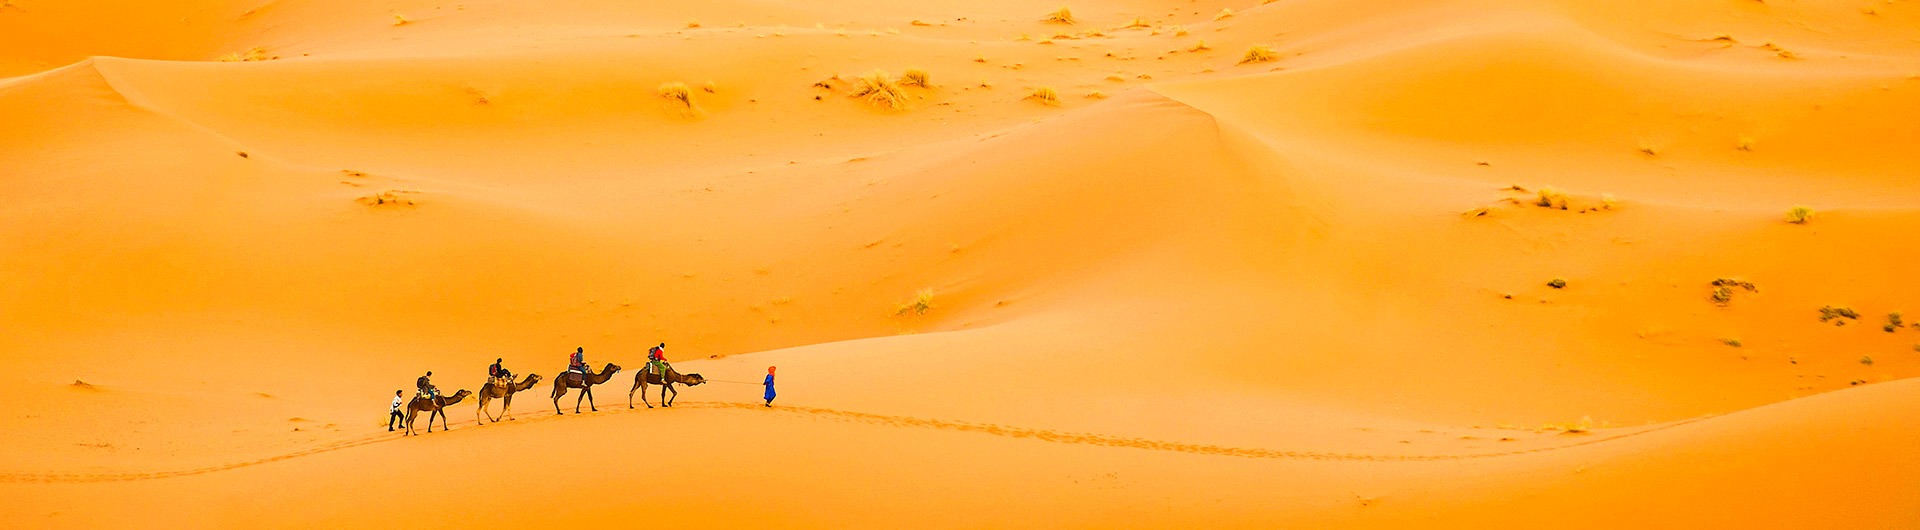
[477,395,488,424]
[640,380,653,409]
[503,393,515,421]
[666,383,678,407]
[553,387,566,415]
[586,387,597,412]
[426,409,435,433]
[440,408,452,431]
[404,410,415,436]
[629,380,639,409]
[574,388,585,413]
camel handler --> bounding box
[763,366,777,407]
[416,371,438,400]
[389,390,405,431]
[647,343,670,378]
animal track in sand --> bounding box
[0,401,1707,483]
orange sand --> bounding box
[4,0,1919,527]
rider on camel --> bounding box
[647,343,670,378]
[488,358,509,385]
[416,371,438,400]
[566,347,587,382]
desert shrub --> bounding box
[1711,278,1757,305]
[219,47,273,62]
[901,68,932,88]
[1786,205,1815,224]
[1042,7,1075,24]
[849,71,909,110]
[1819,306,1861,325]
[657,82,694,110]
[1535,187,1569,209]
[1721,338,1742,347]
[1547,278,1567,289]
[1542,416,1596,433]
[1025,86,1060,105]
[895,289,935,316]
[1239,44,1278,64]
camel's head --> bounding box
[604,363,622,374]
[526,373,543,384]
[450,389,473,400]
[685,373,706,386]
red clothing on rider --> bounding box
[569,349,585,372]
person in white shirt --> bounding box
[388,390,406,432]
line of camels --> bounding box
[402,363,707,436]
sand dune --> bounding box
[3,0,1917,527]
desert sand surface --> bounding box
[4,0,1919,527]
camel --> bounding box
[476,373,543,423]
[551,363,620,415]
[629,364,706,409]
[403,389,472,436]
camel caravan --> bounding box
[399,343,708,436]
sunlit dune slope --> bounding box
[2,0,1917,527]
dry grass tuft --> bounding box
[219,47,274,62]
[1737,136,1754,151]
[1547,278,1567,289]
[896,289,936,316]
[1534,187,1569,210]
[1710,278,1757,306]
[657,82,695,111]
[1542,416,1596,434]
[849,71,910,110]
[1189,40,1211,52]
[1721,338,1743,348]
[1085,90,1107,99]
[392,14,409,26]
[1785,205,1814,224]
[901,68,932,88]
[1461,206,1491,219]
[358,190,417,207]
[1819,305,1861,325]
[1025,86,1061,106]
[1239,44,1279,64]
[1215,8,1235,20]
[1886,312,1905,333]
[1599,193,1618,210]
[1042,6,1075,24]
[1124,17,1152,28]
